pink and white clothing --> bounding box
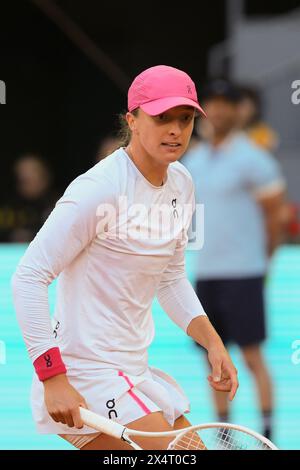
[11,147,206,435]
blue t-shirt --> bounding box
[182,132,284,279]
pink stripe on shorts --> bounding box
[118,370,151,415]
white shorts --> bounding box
[31,366,190,436]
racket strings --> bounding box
[211,428,272,450]
[215,428,246,450]
[169,427,273,450]
[170,431,207,450]
[214,428,271,450]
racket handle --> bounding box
[80,407,125,439]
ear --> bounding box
[126,112,137,132]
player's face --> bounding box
[203,97,238,135]
[130,106,195,164]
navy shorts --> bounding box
[196,277,266,347]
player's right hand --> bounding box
[43,374,88,428]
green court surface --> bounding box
[0,244,299,449]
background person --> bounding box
[182,79,285,440]
[0,153,59,242]
[95,133,121,162]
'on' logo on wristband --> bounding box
[0,80,6,104]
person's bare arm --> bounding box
[256,189,285,257]
[187,316,238,401]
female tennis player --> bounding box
[12,65,238,450]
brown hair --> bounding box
[117,109,139,147]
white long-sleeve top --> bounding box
[12,148,206,377]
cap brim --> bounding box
[140,96,207,117]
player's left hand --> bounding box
[207,345,239,401]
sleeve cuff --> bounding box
[33,347,67,381]
[253,179,286,198]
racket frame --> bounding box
[79,407,278,450]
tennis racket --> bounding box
[79,407,278,450]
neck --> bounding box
[125,142,167,187]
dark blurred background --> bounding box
[2,0,300,244]
[1,0,300,197]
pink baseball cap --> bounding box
[128,65,206,116]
